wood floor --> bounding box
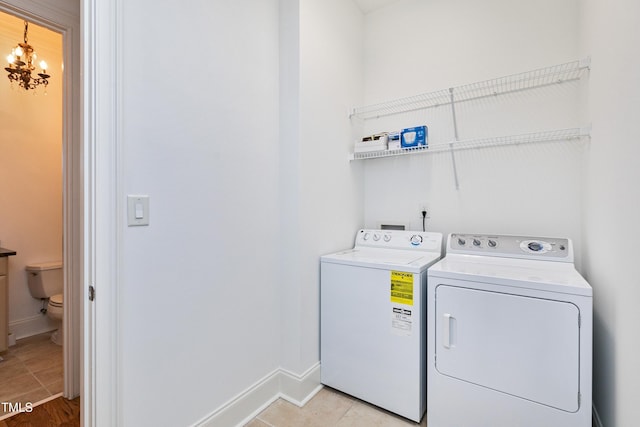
[0,397,79,427]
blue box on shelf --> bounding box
[401,126,428,148]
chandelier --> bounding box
[5,21,50,91]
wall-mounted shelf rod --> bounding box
[349,57,590,120]
[349,128,590,161]
[448,88,460,190]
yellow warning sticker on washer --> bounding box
[390,271,414,306]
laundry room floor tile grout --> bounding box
[245,387,427,427]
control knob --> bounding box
[373,233,381,241]
[488,239,497,248]
[363,232,370,241]
[457,237,466,246]
[473,239,481,247]
[528,242,543,252]
[410,235,423,246]
[383,234,392,242]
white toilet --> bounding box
[25,261,63,345]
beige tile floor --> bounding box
[245,387,427,427]
[0,332,63,418]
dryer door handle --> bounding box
[443,313,452,349]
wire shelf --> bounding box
[350,58,591,120]
[349,128,589,161]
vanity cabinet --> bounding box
[0,249,16,352]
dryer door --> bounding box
[435,285,580,412]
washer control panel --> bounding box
[448,233,572,261]
[356,229,442,252]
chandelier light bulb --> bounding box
[14,46,23,57]
[6,54,14,64]
[39,60,47,71]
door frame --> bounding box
[83,0,121,425]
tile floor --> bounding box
[0,332,63,418]
[245,387,427,427]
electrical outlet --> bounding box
[419,203,431,219]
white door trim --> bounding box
[83,0,122,425]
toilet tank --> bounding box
[26,261,63,299]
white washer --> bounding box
[427,234,592,427]
[321,229,443,422]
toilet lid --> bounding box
[49,294,63,305]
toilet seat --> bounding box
[49,293,63,307]
[46,293,64,345]
[47,293,64,320]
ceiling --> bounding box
[352,0,403,14]
[0,10,61,55]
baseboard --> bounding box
[193,363,322,427]
[593,403,604,427]
[9,314,56,340]
[278,362,322,406]
[193,363,601,427]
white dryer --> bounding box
[427,234,592,427]
[321,229,443,422]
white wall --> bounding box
[360,0,585,269]
[278,0,365,375]
[118,1,282,425]
[0,14,62,338]
[97,0,366,423]
[579,0,640,425]
[358,1,640,426]
[278,0,303,376]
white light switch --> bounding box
[127,195,149,226]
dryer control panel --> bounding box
[355,229,442,252]
[448,233,573,262]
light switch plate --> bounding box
[127,195,149,226]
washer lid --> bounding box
[321,248,441,273]
[428,254,591,296]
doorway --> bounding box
[0,0,82,416]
